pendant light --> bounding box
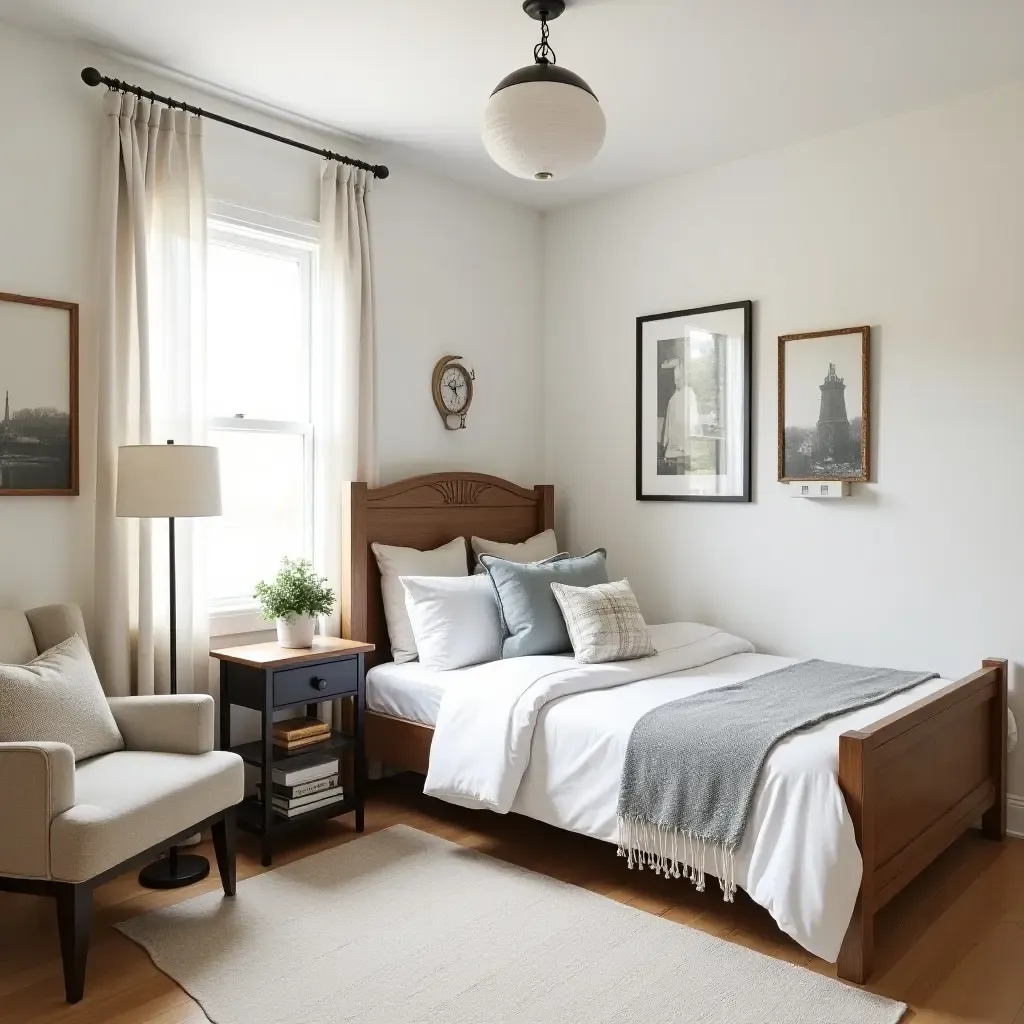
[483,0,605,181]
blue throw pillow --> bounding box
[480,549,609,658]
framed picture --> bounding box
[0,292,79,496]
[636,300,752,502]
[778,326,869,483]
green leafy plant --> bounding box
[254,558,335,621]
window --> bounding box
[206,207,318,630]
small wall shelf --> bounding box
[788,481,849,499]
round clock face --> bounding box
[439,364,471,414]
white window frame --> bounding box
[206,202,319,636]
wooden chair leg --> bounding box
[211,807,237,897]
[55,882,92,1003]
[837,896,873,984]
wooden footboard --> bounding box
[837,658,1008,983]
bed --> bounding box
[341,471,1008,984]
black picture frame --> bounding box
[636,300,753,503]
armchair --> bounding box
[0,604,244,1004]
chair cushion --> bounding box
[0,610,38,664]
[25,604,88,655]
[0,635,124,761]
[50,750,244,882]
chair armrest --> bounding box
[107,695,215,755]
[0,742,75,880]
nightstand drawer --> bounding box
[273,658,358,707]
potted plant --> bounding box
[254,557,335,649]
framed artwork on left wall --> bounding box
[636,300,752,502]
[0,292,79,496]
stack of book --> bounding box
[258,751,344,819]
[273,716,330,753]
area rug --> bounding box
[117,825,905,1023]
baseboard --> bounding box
[1007,794,1024,839]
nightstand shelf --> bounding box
[211,636,375,867]
[237,794,360,833]
[230,731,355,768]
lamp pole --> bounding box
[167,441,177,697]
[126,440,219,888]
[164,440,180,882]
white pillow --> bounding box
[371,537,468,663]
[401,575,503,671]
[471,529,559,569]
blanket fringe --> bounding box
[617,815,737,902]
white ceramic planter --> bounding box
[276,613,316,649]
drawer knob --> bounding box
[312,677,328,692]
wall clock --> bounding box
[431,355,475,430]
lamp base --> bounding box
[523,0,564,21]
[138,851,210,890]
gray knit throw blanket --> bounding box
[616,659,936,900]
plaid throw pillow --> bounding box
[550,579,657,665]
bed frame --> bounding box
[344,471,1007,985]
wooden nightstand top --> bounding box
[210,636,375,669]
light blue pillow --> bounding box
[480,549,609,658]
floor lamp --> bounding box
[116,440,223,889]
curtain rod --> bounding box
[80,67,389,180]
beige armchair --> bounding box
[0,604,244,1004]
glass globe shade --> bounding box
[483,73,606,181]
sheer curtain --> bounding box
[315,163,378,640]
[92,91,211,697]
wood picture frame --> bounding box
[0,291,79,496]
[778,325,870,483]
[636,300,753,502]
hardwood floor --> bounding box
[2,775,1023,1023]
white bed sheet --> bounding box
[366,660,451,726]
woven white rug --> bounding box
[117,825,905,1024]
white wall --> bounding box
[543,82,1024,797]
[3,15,1021,804]
[0,19,543,621]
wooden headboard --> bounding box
[341,472,554,669]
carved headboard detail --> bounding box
[341,472,554,668]
[431,478,490,506]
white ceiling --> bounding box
[3,0,1024,209]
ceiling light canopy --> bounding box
[483,0,605,182]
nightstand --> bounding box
[210,637,375,866]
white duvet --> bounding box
[423,622,952,961]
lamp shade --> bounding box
[116,444,222,519]
[483,65,606,181]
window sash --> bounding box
[207,417,315,614]
[206,222,316,425]
[205,206,319,628]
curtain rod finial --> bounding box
[375,166,390,180]
[81,67,103,87]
